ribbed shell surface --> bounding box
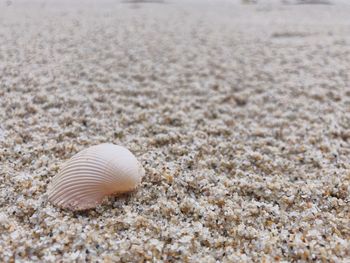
[48,143,144,210]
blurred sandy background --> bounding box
[0,0,349,262]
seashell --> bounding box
[47,143,144,211]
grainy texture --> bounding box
[0,0,350,262]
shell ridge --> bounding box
[50,166,117,189]
[57,156,117,179]
[54,187,106,206]
[51,160,121,188]
[58,154,121,182]
[48,177,117,201]
[47,143,144,210]
[50,185,104,204]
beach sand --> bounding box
[0,0,349,261]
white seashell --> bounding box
[47,143,144,211]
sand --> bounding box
[0,0,349,262]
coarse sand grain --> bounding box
[0,0,349,261]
